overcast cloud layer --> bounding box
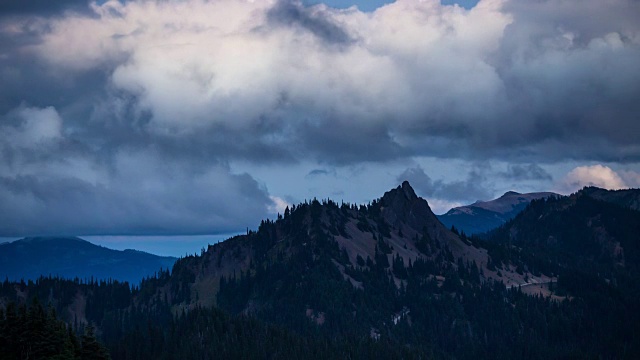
[1,0,639,236]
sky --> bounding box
[1,0,639,255]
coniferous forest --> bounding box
[2,184,640,359]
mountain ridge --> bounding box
[0,236,177,284]
[438,190,559,234]
[484,186,640,290]
[580,186,640,211]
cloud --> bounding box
[0,106,275,236]
[501,164,552,181]
[268,195,291,214]
[0,0,639,235]
[306,168,335,177]
[267,0,354,45]
[423,198,464,216]
[619,170,640,188]
[0,159,274,236]
[0,105,63,148]
[556,165,629,193]
[1,0,637,165]
[397,165,492,202]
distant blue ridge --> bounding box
[0,237,177,285]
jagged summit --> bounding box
[381,181,419,204]
[380,181,437,233]
[400,180,418,200]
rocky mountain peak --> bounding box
[401,180,418,200]
[379,181,440,233]
[381,181,418,207]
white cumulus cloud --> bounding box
[557,165,629,193]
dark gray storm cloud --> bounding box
[298,119,406,164]
[0,0,109,116]
[0,103,275,236]
[0,0,639,235]
[266,0,353,45]
[0,172,270,236]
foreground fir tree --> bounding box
[0,299,110,360]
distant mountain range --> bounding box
[0,237,177,284]
[438,191,559,234]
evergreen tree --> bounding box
[80,324,111,360]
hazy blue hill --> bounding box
[0,236,177,284]
[438,191,559,234]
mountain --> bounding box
[438,191,559,235]
[475,187,640,356]
[2,183,640,359]
[485,188,640,274]
[0,236,177,284]
[167,181,538,308]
